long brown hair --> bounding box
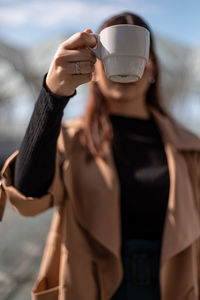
[81,12,166,158]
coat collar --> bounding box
[149,105,200,151]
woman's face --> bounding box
[94,58,154,104]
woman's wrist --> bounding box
[43,74,76,100]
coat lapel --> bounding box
[150,106,200,265]
[62,128,122,258]
[62,129,123,299]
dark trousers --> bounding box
[111,239,161,300]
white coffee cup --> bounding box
[91,24,150,83]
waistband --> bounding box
[120,238,161,286]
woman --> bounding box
[1,12,200,300]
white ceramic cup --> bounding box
[91,24,150,83]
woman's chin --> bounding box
[109,90,134,102]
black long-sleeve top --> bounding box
[110,114,169,240]
[14,82,169,241]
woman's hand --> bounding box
[46,29,97,97]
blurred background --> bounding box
[0,0,200,299]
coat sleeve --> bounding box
[0,142,66,220]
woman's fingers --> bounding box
[56,48,96,63]
[61,61,95,75]
[62,31,97,50]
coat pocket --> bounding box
[31,277,59,300]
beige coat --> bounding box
[1,105,200,300]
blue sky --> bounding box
[0,0,200,49]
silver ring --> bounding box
[75,61,81,75]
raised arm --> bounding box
[14,30,96,197]
[0,30,96,219]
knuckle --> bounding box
[57,41,68,53]
[54,55,63,65]
[78,31,87,42]
[59,41,65,49]
[54,50,71,65]
[54,52,61,61]
[54,49,65,61]
[55,66,64,76]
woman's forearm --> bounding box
[14,81,75,197]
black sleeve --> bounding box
[14,77,76,197]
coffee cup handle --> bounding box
[89,34,101,59]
